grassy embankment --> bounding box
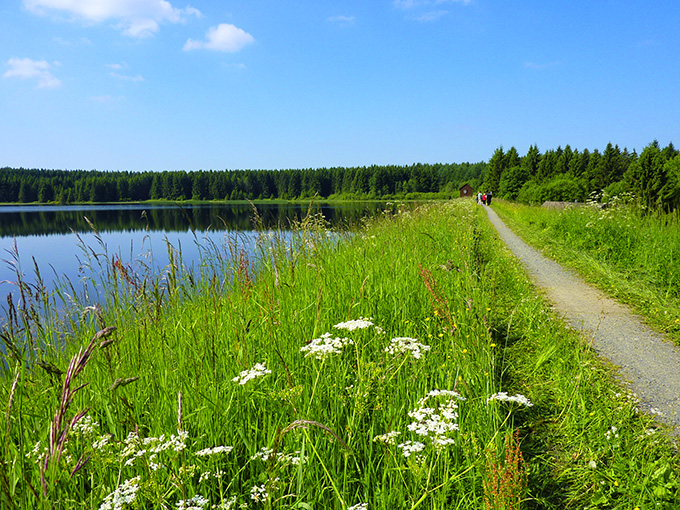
[492,198,680,344]
[1,200,679,509]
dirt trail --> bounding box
[484,205,680,431]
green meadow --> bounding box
[1,200,679,509]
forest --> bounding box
[1,140,679,210]
[0,163,484,204]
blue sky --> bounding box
[1,0,679,172]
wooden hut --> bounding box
[459,184,474,198]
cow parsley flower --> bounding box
[348,504,368,510]
[398,440,426,458]
[71,415,98,436]
[177,495,210,510]
[99,476,141,510]
[373,430,401,445]
[487,392,533,407]
[232,363,272,385]
[384,337,431,359]
[300,332,353,360]
[250,446,301,466]
[333,317,375,331]
[406,389,465,449]
[212,496,238,509]
[196,445,234,457]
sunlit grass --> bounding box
[1,199,679,509]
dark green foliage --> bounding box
[486,140,677,211]
[0,162,486,204]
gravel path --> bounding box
[484,205,680,431]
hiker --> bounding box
[486,190,493,205]
[482,193,487,205]
[477,191,483,205]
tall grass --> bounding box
[492,198,680,342]
[1,200,679,509]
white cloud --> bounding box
[90,94,116,102]
[110,72,144,82]
[122,18,159,38]
[23,0,201,38]
[328,15,356,26]
[414,10,448,22]
[3,57,61,89]
[184,23,254,52]
[523,61,561,70]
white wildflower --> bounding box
[93,434,112,450]
[232,363,271,385]
[250,484,269,503]
[487,392,533,407]
[348,504,368,510]
[406,389,464,449]
[416,389,465,406]
[177,494,210,510]
[398,440,425,458]
[196,445,234,457]
[213,496,238,509]
[333,317,375,331]
[373,430,401,445]
[26,441,47,463]
[384,337,431,359]
[71,415,98,436]
[250,446,301,466]
[588,460,597,469]
[300,332,353,360]
[149,453,163,471]
[605,426,619,440]
[99,476,141,510]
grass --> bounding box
[1,199,679,509]
[491,197,680,344]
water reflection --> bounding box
[0,202,383,237]
[0,202,387,315]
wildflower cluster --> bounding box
[333,316,382,333]
[300,332,354,360]
[195,445,233,457]
[384,336,430,359]
[176,494,210,510]
[487,392,533,407]
[373,430,401,445]
[398,440,426,459]
[374,389,465,463]
[250,446,302,466]
[232,362,271,385]
[99,476,141,510]
[120,430,188,469]
[406,390,465,449]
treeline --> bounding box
[3,140,678,210]
[485,140,680,210]
[0,163,485,204]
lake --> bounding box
[0,202,386,317]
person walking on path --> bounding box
[484,205,680,431]
[486,190,493,205]
[477,191,483,205]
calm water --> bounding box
[0,202,384,311]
